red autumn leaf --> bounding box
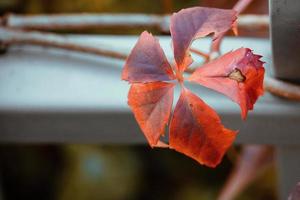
[128,82,175,147]
[189,48,265,119]
[169,88,237,167]
[170,7,237,72]
[122,7,264,167]
[122,31,175,83]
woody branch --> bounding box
[0,26,128,60]
[1,14,299,101]
[1,13,268,32]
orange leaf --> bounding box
[122,31,175,83]
[169,88,237,167]
[170,7,237,72]
[189,48,264,119]
[128,82,175,147]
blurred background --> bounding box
[0,1,276,200]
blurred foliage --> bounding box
[0,0,200,35]
[0,145,63,200]
[57,145,140,200]
[0,144,277,200]
[0,0,199,14]
[0,0,268,36]
[0,0,268,14]
[237,166,277,200]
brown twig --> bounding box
[211,0,255,54]
[186,53,300,101]
[0,26,128,60]
[264,76,300,101]
[1,26,299,101]
[1,13,268,33]
[2,13,170,32]
[190,48,210,61]
[218,145,274,200]
[233,0,253,14]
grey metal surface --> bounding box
[270,0,300,81]
[1,104,300,145]
[270,1,300,199]
[0,35,299,145]
[276,146,300,200]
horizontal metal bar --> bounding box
[0,35,299,144]
[0,105,299,145]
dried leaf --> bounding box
[170,7,237,72]
[169,88,237,167]
[189,48,264,119]
[128,82,175,147]
[122,31,175,83]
